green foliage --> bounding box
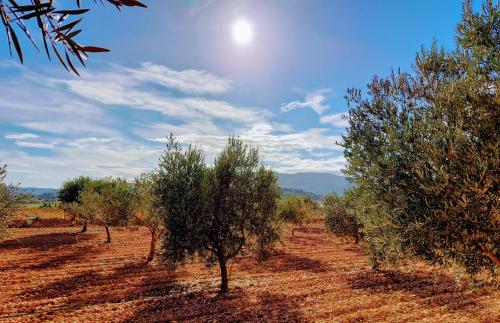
[0,164,30,239]
[342,1,499,275]
[156,135,281,292]
[59,176,94,229]
[251,167,283,261]
[155,135,206,266]
[324,190,363,244]
[133,173,163,230]
[78,177,134,242]
[133,172,165,262]
[278,195,316,227]
[59,176,92,204]
[79,177,134,226]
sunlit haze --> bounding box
[0,0,469,188]
[232,18,254,46]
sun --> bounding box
[232,18,254,46]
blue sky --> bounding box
[0,0,469,187]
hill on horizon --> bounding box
[17,187,59,201]
[277,172,352,196]
[17,172,352,199]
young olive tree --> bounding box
[59,176,92,232]
[156,136,281,293]
[324,190,363,244]
[79,177,134,243]
[278,195,315,236]
[133,172,164,263]
[0,163,29,239]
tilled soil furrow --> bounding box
[0,224,498,322]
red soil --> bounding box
[0,223,498,322]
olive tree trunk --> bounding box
[105,225,111,243]
[217,253,229,293]
[146,227,157,263]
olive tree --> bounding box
[59,176,92,232]
[156,136,281,293]
[79,177,134,243]
[342,0,499,275]
[0,164,29,239]
[324,190,363,244]
[278,195,315,236]
[133,172,164,263]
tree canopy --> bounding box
[78,177,135,243]
[133,172,165,262]
[156,136,281,293]
[342,0,499,274]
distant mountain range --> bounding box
[277,172,352,196]
[17,172,352,201]
[281,187,322,201]
[17,187,59,201]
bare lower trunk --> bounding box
[146,228,157,263]
[480,243,499,266]
[105,225,111,243]
[484,251,500,266]
[218,254,229,293]
[81,222,87,233]
[292,227,297,236]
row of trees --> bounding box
[57,136,318,292]
[60,177,134,243]
[328,1,499,277]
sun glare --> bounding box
[232,18,254,46]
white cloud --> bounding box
[15,141,54,149]
[5,133,39,140]
[0,63,348,187]
[281,89,331,114]
[128,63,232,94]
[21,122,117,136]
[319,113,350,128]
[62,71,267,125]
[143,121,344,172]
[1,139,161,187]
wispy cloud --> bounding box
[127,63,232,94]
[319,113,350,128]
[15,141,54,149]
[281,89,331,115]
[5,133,39,140]
[61,65,267,125]
[0,63,347,187]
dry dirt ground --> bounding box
[0,218,499,322]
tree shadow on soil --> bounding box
[0,232,95,251]
[18,261,179,311]
[347,269,481,312]
[10,218,78,228]
[122,287,303,322]
[239,250,330,274]
[20,245,101,270]
[17,259,303,322]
